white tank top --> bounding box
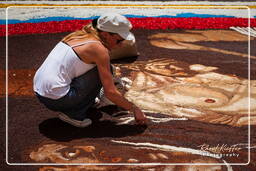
[33,41,100,99]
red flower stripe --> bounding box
[1,17,255,36]
[129,17,254,30]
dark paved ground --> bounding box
[0,29,256,170]
[6,0,256,2]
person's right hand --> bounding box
[133,107,147,125]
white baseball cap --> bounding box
[96,13,135,42]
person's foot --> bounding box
[58,113,92,128]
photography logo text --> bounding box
[198,144,242,158]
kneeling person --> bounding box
[33,13,147,127]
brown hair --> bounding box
[62,19,101,43]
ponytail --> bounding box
[62,18,101,43]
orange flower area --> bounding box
[0,69,36,97]
[30,142,234,171]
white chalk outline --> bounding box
[1,1,256,6]
[5,5,251,166]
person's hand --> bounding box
[133,107,147,125]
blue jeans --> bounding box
[35,66,102,121]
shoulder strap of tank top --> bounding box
[71,40,101,48]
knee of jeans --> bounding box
[110,64,115,75]
[38,98,59,111]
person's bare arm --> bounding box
[86,43,147,124]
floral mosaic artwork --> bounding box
[2,2,256,171]
[22,29,254,170]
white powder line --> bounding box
[142,109,193,119]
[117,115,187,125]
[111,140,221,159]
[1,1,256,6]
[112,111,130,117]
[117,116,134,125]
[230,27,256,37]
[146,115,188,122]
